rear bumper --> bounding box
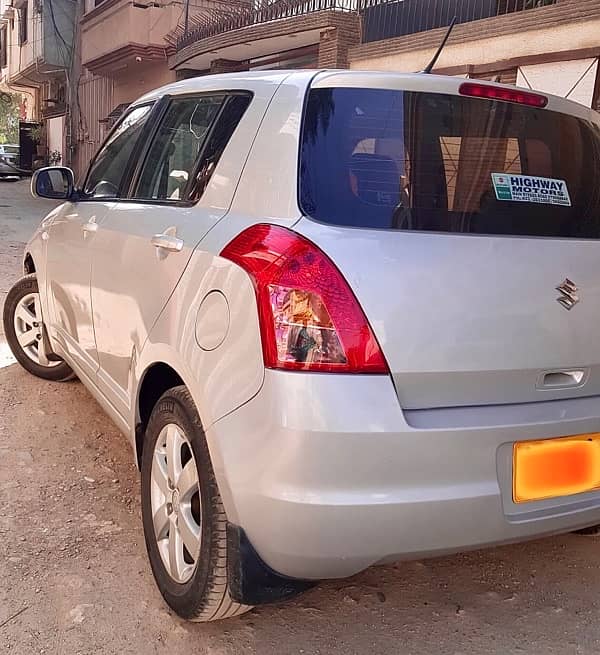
[207,371,600,580]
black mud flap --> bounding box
[227,524,317,605]
[41,324,63,362]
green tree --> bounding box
[0,93,20,144]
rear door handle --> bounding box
[538,369,588,389]
[151,234,184,252]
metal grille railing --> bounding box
[173,0,557,51]
[175,0,358,51]
[360,0,557,43]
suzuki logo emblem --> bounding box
[556,278,579,310]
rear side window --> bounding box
[134,95,225,201]
[132,93,252,203]
[300,88,600,238]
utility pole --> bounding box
[66,0,82,170]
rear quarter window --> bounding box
[299,87,600,238]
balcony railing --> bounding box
[173,0,557,51]
[173,0,356,51]
[361,0,557,43]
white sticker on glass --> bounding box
[491,173,571,207]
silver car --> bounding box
[0,143,20,177]
[4,71,600,622]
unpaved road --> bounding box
[2,179,600,654]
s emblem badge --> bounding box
[556,278,579,310]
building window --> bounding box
[18,3,28,45]
[0,26,7,68]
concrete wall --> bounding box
[113,61,174,105]
[81,1,180,66]
[516,59,599,107]
[349,16,600,78]
[348,2,600,108]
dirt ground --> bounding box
[2,179,600,654]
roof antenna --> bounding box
[420,17,457,74]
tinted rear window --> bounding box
[299,88,600,238]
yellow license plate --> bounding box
[513,434,600,503]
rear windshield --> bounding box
[299,88,600,238]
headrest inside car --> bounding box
[349,153,400,207]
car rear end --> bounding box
[213,72,600,581]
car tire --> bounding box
[3,274,75,381]
[141,385,251,622]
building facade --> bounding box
[0,0,76,165]
[172,0,600,110]
[350,0,600,111]
[70,0,183,176]
[3,0,600,178]
[71,0,246,178]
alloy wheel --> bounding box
[12,292,59,368]
[151,423,202,583]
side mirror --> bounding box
[31,166,76,200]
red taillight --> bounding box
[459,82,548,108]
[221,224,389,374]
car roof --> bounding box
[133,69,599,125]
[134,70,294,105]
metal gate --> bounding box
[72,72,115,182]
